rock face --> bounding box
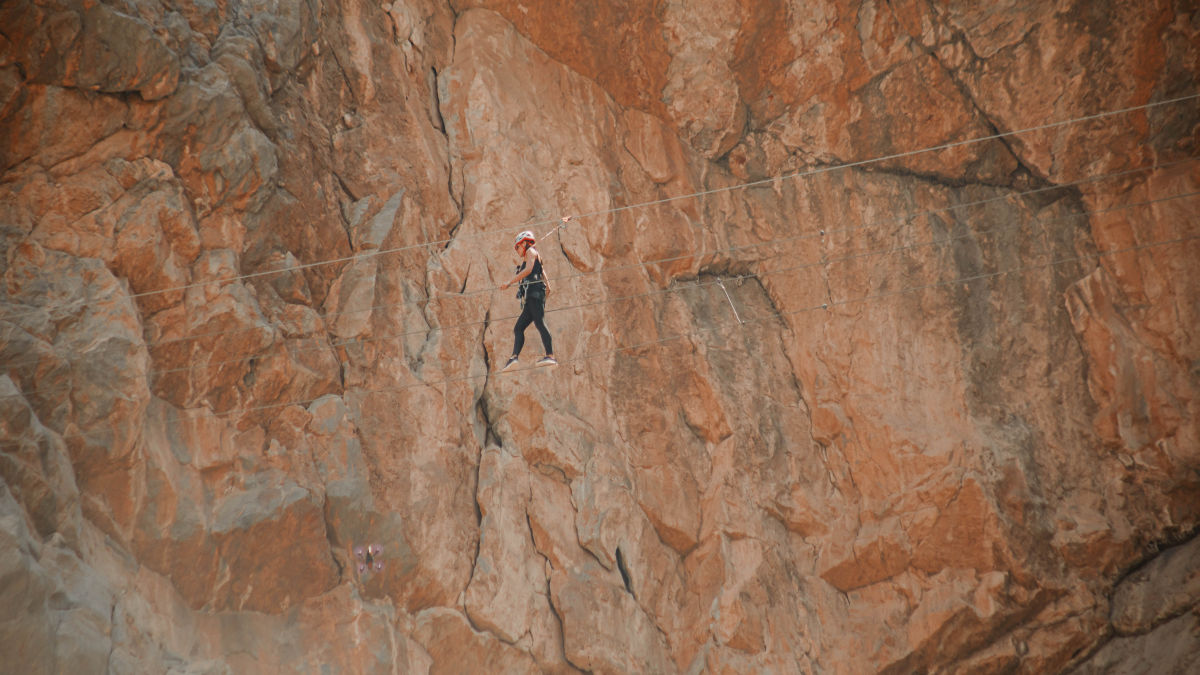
[1,0,1198,672]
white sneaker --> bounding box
[537,356,557,367]
[501,356,519,371]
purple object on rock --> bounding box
[351,542,385,579]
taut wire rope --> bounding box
[1,93,1194,322]
[3,154,1192,375]
[4,185,1196,402]
[5,228,1193,444]
[3,190,1195,417]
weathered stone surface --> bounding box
[1072,611,1200,675]
[0,84,128,170]
[1110,536,1200,635]
[464,445,548,644]
[412,607,540,674]
[0,482,69,674]
[0,0,180,100]
[0,377,82,544]
[1,0,1197,672]
[551,563,676,674]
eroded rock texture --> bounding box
[1,0,1198,672]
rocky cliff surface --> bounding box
[1,0,1198,672]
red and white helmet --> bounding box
[514,230,536,250]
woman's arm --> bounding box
[501,249,538,289]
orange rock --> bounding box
[551,563,675,673]
[2,0,1198,672]
[413,607,540,674]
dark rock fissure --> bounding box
[1112,522,1200,589]
[615,546,634,596]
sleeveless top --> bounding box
[516,256,546,299]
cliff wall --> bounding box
[1,1,1198,672]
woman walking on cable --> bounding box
[500,223,562,370]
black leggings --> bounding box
[513,294,553,356]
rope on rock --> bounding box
[3,154,1192,373]
[2,93,1195,322]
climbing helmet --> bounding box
[514,230,536,250]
